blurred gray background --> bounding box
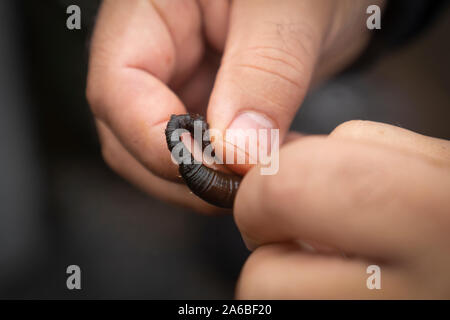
[0,0,449,299]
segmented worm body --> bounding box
[165,114,241,208]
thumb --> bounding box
[207,0,332,172]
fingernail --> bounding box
[228,111,274,131]
[227,111,275,156]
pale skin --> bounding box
[235,121,450,299]
[87,0,450,298]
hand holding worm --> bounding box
[87,0,382,212]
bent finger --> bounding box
[235,137,450,260]
[87,0,202,181]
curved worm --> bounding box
[165,114,241,208]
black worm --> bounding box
[165,114,241,208]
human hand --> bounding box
[87,0,384,213]
[235,120,450,299]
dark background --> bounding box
[0,0,449,299]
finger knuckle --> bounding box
[229,46,309,91]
